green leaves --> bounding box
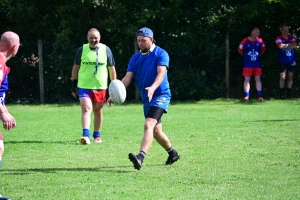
[1,0,300,102]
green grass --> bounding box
[0,99,300,200]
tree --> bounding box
[0,0,299,103]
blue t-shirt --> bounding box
[127,44,171,114]
[238,37,266,68]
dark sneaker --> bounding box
[128,153,142,170]
[165,151,180,165]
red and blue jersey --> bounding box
[0,56,10,105]
[275,35,297,64]
[238,37,266,68]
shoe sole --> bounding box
[128,153,141,170]
[166,154,180,166]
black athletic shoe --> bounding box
[165,151,180,165]
[128,153,142,170]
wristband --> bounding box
[71,79,78,92]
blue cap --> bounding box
[136,27,154,38]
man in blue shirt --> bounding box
[108,27,179,170]
[238,27,266,100]
[275,24,298,99]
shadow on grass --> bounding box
[1,164,164,175]
[251,119,300,122]
[5,140,80,145]
[234,99,265,105]
[234,98,300,105]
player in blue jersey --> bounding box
[238,27,266,100]
[108,27,179,170]
[0,31,20,170]
[275,24,298,99]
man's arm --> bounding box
[121,72,134,88]
[0,104,16,130]
[276,36,298,49]
[108,66,117,81]
[238,39,246,56]
[277,43,298,49]
[71,64,80,80]
[71,64,80,98]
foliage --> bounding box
[0,0,300,103]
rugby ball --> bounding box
[109,79,126,104]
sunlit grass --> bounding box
[0,99,299,199]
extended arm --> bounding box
[121,72,134,88]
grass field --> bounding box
[0,99,299,200]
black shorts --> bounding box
[279,64,296,73]
[145,106,166,124]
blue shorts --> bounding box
[143,95,170,117]
[78,88,107,103]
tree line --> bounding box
[0,0,299,103]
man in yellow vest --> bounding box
[71,28,117,144]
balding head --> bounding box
[87,28,101,48]
[0,31,20,59]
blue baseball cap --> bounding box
[136,27,154,38]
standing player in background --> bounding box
[0,31,20,168]
[108,27,180,170]
[238,27,266,100]
[71,28,117,144]
[275,24,298,99]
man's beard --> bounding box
[141,48,149,53]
